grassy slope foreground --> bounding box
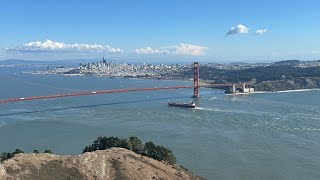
[0,136,204,180]
[0,148,203,180]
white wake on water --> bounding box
[0,122,6,127]
[194,107,221,112]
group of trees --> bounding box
[83,136,176,165]
[1,149,53,162]
[1,149,24,162]
[1,136,177,165]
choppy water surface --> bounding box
[1,69,320,179]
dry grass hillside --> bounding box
[0,148,203,180]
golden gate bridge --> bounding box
[0,62,236,104]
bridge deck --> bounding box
[0,84,232,104]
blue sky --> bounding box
[0,0,320,62]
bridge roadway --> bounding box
[0,84,232,104]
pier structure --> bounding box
[228,83,254,94]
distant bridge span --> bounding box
[1,61,248,104]
[0,86,191,104]
[0,84,233,104]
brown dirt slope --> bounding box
[0,148,203,180]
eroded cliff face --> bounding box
[1,148,203,180]
[254,77,320,92]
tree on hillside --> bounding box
[129,136,144,153]
[44,150,53,154]
[1,149,24,162]
[1,152,13,162]
[83,136,130,153]
[13,149,24,155]
[144,142,157,159]
[144,142,176,165]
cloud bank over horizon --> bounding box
[0,40,209,61]
[135,43,208,56]
[8,40,123,53]
[135,47,170,55]
[9,40,208,57]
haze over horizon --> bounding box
[1,0,320,62]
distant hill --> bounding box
[254,77,320,91]
[273,60,301,66]
[0,59,86,66]
[0,59,43,64]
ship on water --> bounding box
[168,101,196,108]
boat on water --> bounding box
[168,101,196,108]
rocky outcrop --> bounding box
[254,77,320,92]
[1,148,203,180]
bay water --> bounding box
[1,67,320,179]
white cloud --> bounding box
[175,43,208,56]
[135,43,208,56]
[226,24,249,36]
[135,47,170,55]
[312,50,320,54]
[1,40,208,60]
[10,40,123,53]
[256,28,267,35]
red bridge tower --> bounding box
[193,62,200,98]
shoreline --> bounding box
[29,72,320,95]
[271,88,320,93]
[227,88,320,95]
[30,71,193,83]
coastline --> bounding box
[30,71,194,83]
[226,88,320,95]
[271,88,320,93]
[30,70,320,94]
